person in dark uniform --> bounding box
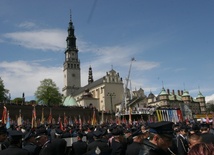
[85,129,112,155]
[1,130,30,155]
[0,125,9,151]
[110,127,126,155]
[125,130,143,155]
[86,125,94,144]
[22,130,38,155]
[72,132,87,155]
[176,125,189,155]
[200,123,214,144]
[139,131,158,155]
[35,128,51,155]
[147,121,175,155]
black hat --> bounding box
[9,130,23,141]
[148,121,174,136]
[24,131,35,141]
[77,132,84,138]
[55,128,63,136]
[112,128,121,136]
[93,130,102,138]
[0,126,7,135]
[132,129,143,138]
[35,128,47,139]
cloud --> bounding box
[0,61,63,100]
[3,29,67,52]
[17,21,37,29]
[206,94,214,102]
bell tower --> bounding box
[63,14,81,97]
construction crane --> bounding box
[121,57,135,114]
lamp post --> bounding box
[107,92,116,115]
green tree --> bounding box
[34,79,62,106]
[0,77,9,103]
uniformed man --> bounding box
[110,127,126,155]
[1,130,30,155]
[86,129,112,155]
[22,130,38,155]
[177,125,189,155]
[126,129,143,155]
[71,132,87,155]
[35,128,51,155]
[200,123,214,144]
[146,121,175,155]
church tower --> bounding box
[63,15,81,97]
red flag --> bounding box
[64,112,68,126]
[1,106,7,124]
[31,105,37,128]
[206,115,210,124]
[48,108,52,124]
[59,116,64,131]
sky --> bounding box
[1,0,214,102]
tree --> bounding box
[34,79,62,106]
[0,77,9,103]
[206,102,214,113]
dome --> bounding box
[63,96,78,107]
[148,92,155,98]
[197,91,204,98]
[159,87,168,96]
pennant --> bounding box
[6,110,10,129]
[79,115,82,130]
[31,105,37,128]
[128,107,132,125]
[64,112,68,127]
[206,115,210,124]
[17,109,22,126]
[59,117,64,131]
[41,107,44,125]
[1,106,7,124]
[47,108,52,124]
[91,109,97,126]
[156,110,160,121]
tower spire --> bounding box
[88,66,94,84]
[70,9,72,22]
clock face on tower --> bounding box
[72,73,75,77]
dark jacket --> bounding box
[85,139,112,155]
[139,139,157,155]
[72,140,87,155]
[126,142,142,155]
[176,135,188,155]
[201,132,214,144]
[0,145,30,155]
[110,138,126,155]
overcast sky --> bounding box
[1,0,214,102]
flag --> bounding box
[47,108,52,124]
[64,112,68,126]
[91,109,97,126]
[6,110,10,129]
[79,115,82,130]
[206,115,210,124]
[129,107,132,125]
[156,110,160,121]
[17,109,22,126]
[1,106,7,124]
[41,107,44,124]
[59,116,64,131]
[31,105,37,128]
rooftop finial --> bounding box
[70,9,72,21]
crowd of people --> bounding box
[0,119,214,155]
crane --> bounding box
[121,57,135,114]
